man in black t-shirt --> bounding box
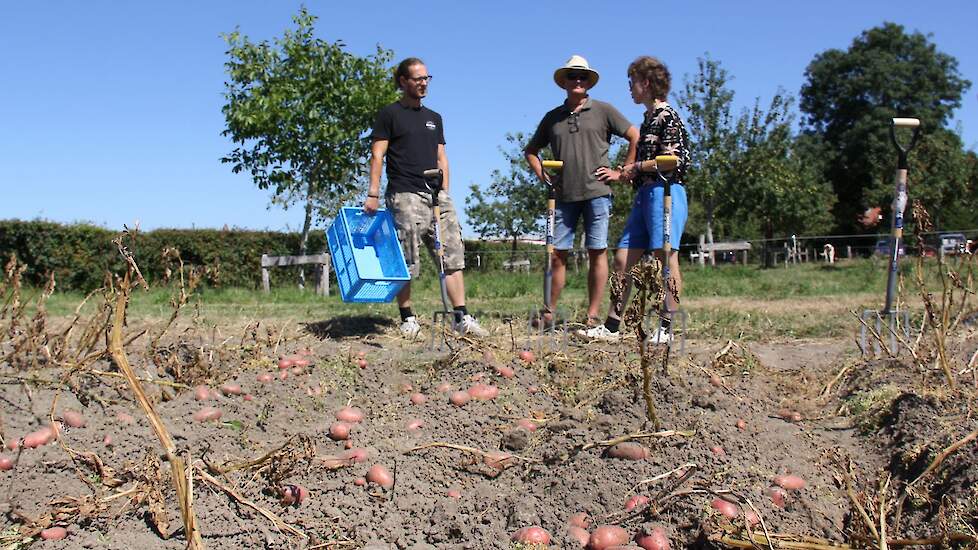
[365,57,487,339]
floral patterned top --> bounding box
[637,101,690,185]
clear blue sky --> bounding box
[2,1,975,237]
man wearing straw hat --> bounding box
[365,57,488,339]
[525,55,639,327]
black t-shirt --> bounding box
[371,101,446,194]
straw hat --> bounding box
[553,55,600,88]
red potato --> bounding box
[40,527,68,541]
[356,359,368,369]
[397,382,414,394]
[335,407,365,424]
[568,526,591,547]
[62,410,86,428]
[606,546,642,550]
[710,445,726,457]
[777,409,803,423]
[0,456,14,471]
[290,366,306,376]
[6,440,18,451]
[517,418,538,432]
[511,526,551,545]
[344,440,353,449]
[280,484,308,506]
[409,393,427,405]
[243,394,254,402]
[494,365,515,379]
[220,383,242,396]
[329,422,352,441]
[449,391,470,406]
[636,527,670,550]
[518,350,535,363]
[366,464,394,488]
[278,356,296,370]
[436,382,452,393]
[341,447,369,463]
[23,428,54,449]
[194,385,211,401]
[103,435,113,446]
[528,385,539,394]
[483,451,515,471]
[256,373,274,384]
[709,374,723,387]
[773,474,807,491]
[193,407,222,423]
[589,525,629,550]
[606,442,650,461]
[745,511,760,526]
[467,384,499,400]
[568,512,590,529]
[711,498,739,519]
[625,495,650,512]
[293,358,311,368]
[354,477,366,486]
[735,419,747,431]
[406,419,424,431]
[279,370,289,380]
[769,486,787,508]
[447,488,462,498]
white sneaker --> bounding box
[457,314,488,337]
[400,316,421,338]
[648,327,673,344]
[579,324,621,342]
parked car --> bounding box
[939,233,968,256]
[874,238,905,257]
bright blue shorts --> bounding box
[554,195,612,250]
[617,183,687,250]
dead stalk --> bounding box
[581,429,695,451]
[107,271,204,549]
[195,466,307,541]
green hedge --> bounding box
[0,219,547,291]
[0,220,327,291]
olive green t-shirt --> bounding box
[527,98,632,202]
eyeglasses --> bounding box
[565,72,589,82]
[568,112,580,134]
[405,75,433,84]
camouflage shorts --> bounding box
[386,190,465,277]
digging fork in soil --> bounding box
[859,118,921,355]
[423,168,457,352]
[527,158,567,355]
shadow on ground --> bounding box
[302,314,395,339]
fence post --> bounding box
[261,254,270,294]
[698,234,706,267]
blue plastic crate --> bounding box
[326,207,410,303]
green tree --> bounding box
[221,8,397,283]
[731,92,836,265]
[465,133,547,257]
[677,54,737,259]
[799,22,971,232]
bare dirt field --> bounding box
[3,302,976,549]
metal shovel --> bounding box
[859,118,921,355]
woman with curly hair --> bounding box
[582,56,690,343]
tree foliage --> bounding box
[464,133,547,254]
[799,22,972,232]
[221,8,398,260]
[677,55,736,245]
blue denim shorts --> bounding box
[617,183,687,250]
[553,195,612,250]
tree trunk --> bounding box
[298,179,315,290]
[511,234,518,262]
[763,222,775,268]
[706,196,716,266]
